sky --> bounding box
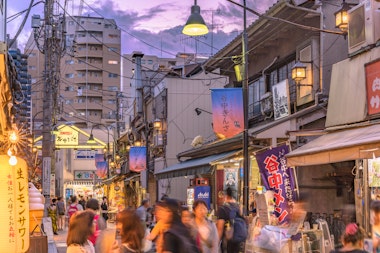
[7,0,276,58]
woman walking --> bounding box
[67,210,96,253]
[192,200,219,253]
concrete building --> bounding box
[26,15,121,132]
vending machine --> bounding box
[187,178,211,210]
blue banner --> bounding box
[129,146,147,172]
[211,88,244,139]
[194,186,211,209]
[255,144,298,224]
[95,154,107,179]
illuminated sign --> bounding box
[0,155,29,252]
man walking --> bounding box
[216,187,242,253]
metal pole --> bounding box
[242,0,250,215]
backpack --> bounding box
[224,203,248,243]
[67,204,78,220]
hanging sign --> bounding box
[0,155,29,252]
[211,88,244,139]
[255,145,298,224]
[366,59,380,115]
[55,126,79,145]
[129,146,147,172]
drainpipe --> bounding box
[132,51,144,115]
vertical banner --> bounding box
[255,145,297,224]
[129,146,147,172]
[95,154,107,179]
[0,155,29,252]
[211,88,244,139]
[365,59,380,115]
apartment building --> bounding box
[26,16,121,131]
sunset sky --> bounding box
[7,0,276,57]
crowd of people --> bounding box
[54,187,245,253]
[46,189,380,253]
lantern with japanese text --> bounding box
[0,155,30,252]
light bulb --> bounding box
[9,131,18,143]
[7,149,13,156]
[9,156,17,166]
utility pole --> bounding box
[33,0,66,213]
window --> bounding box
[68,21,74,26]
[148,60,153,65]
[31,78,37,84]
[77,72,85,77]
[108,47,118,52]
[65,99,73,105]
[65,73,74,78]
[248,77,265,118]
[108,60,118,65]
[29,66,36,70]
[108,34,119,38]
[78,98,85,103]
[108,86,118,91]
[108,73,118,78]
[108,99,116,104]
[29,53,36,57]
[65,60,74,65]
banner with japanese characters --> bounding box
[255,144,297,224]
[0,155,29,252]
[129,146,147,172]
[95,154,107,179]
[365,59,380,115]
[211,88,244,139]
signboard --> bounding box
[50,173,55,197]
[194,186,211,209]
[0,155,29,252]
[255,144,298,224]
[55,126,79,146]
[74,170,95,180]
[272,79,290,120]
[129,146,147,172]
[366,59,380,115]
[211,88,244,139]
[42,157,51,196]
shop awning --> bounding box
[155,150,239,179]
[286,124,380,167]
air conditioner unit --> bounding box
[348,0,380,55]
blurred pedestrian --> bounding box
[47,198,58,235]
[371,200,380,252]
[67,210,96,253]
[193,200,219,253]
[86,198,107,245]
[136,199,150,228]
[216,187,241,253]
[95,228,119,253]
[101,196,109,224]
[67,195,84,222]
[147,201,170,253]
[330,223,367,253]
[160,198,200,253]
[117,208,152,253]
[56,196,66,230]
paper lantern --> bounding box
[0,155,30,252]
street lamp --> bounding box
[182,0,209,36]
